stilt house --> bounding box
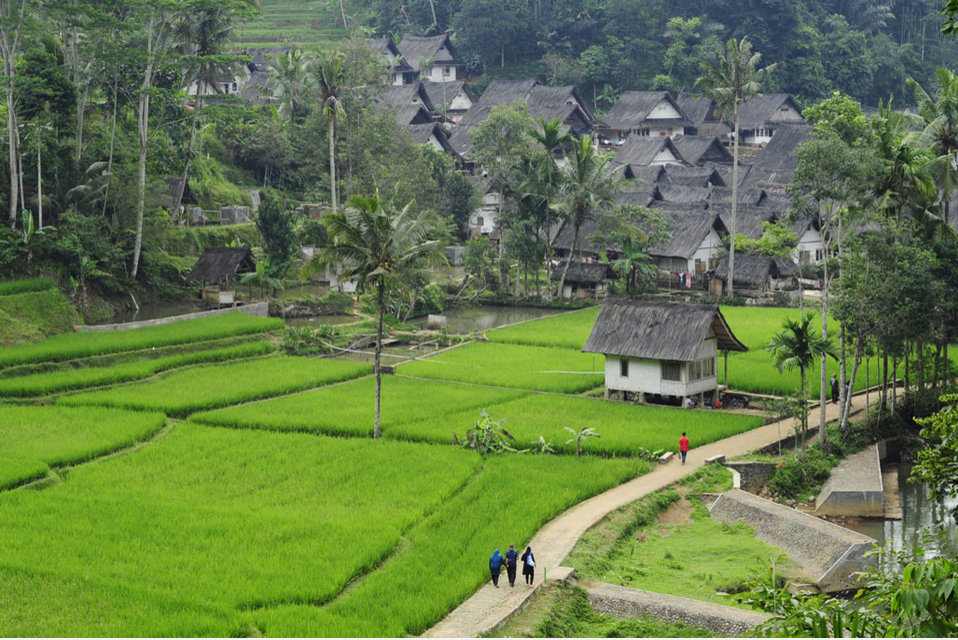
[189,246,255,307]
[583,300,748,406]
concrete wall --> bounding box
[586,581,771,637]
[815,445,884,517]
[76,303,269,332]
[723,461,777,493]
[709,489,877,592]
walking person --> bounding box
[505,543,519,587]
[679,431,690,465]
[830,374,839,404]
[521,546,536,587]
[489,548,505,587]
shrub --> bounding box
[0,277,56,296]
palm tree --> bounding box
[522,118,569,297]
[908,69,958,226]
[696,37,775,299]
[308,194,444,438]
[767,315,838,449]
[553,135,623,297]
[312,52,348,213]
[270,49,311,124]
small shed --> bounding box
[583,300,748,406]
[551,262,614,299]
[709,254,800,299]
[189,247,255,307]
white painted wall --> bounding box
[469,192,499,235]
[650,99,682,119]
[603,334,718,399]
[425,65,458,82]
[450,90,473,111]
[689,228,723,273]
[651,147,680,165]
[769,103,803,123]
[795,226,823,265]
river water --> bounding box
[843,464,958,560]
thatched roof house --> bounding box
[396,34,463,83]
[710,254,800,299]
[366,38,416,85]
[736,94,804,145]
[600,91,691,140]
[670,134,733,166]
[614,136,685,166]
[422,80,475,117]
[550,262,614,299]
[189,247,255,286]
[673,93,729,138]
[583,300,747,404]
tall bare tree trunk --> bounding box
[132,86,150,278]
[374,281,384,439]
[556,223,579,299]
[820,243,830,445]
[729,107,740,299]
[329,113,338,213]
[36,120,41,228]
[172,95,203,220]
[0,0,26,227]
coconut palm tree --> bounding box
[908,68,958,226]
[308,194,444,438]
[553,135,624,297]
[312,52,348,213]
[767,315,838,449]
[270,49,311,124]
[696,37,775,299]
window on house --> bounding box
[620,359,629,378]
[662,361,681,381]
[815,249,823,261]
[476,216,484,227]
[442,66,451,76]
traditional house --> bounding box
[406,122,461,160]
[670,135,733,166]
[393,104,434,126]
[673,93,730,138]
[382,82,436,113]
[614,135,686,166]
[422,80,475,120]
[647,208,727,276]
[600,91,692,143]
[396,34,464,83]
[709,254,801,299]
[189,247,255,307]
[366,38,417,85]
[737,94,804,145]
[745,123,811,187]
[662,164,727,188]
[551,262,614,299]
[583,300,748,405]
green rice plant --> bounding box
[389,394,764,455]
[718,307,882,397]
[0,405,166,489]
[0,424,481,636]
[486,307,600,350]
[399,342,606,394]
[192,376,528,438]
[0,341,274,397]
[0,313,283,369]
[60,356,371,417]
[0,277,55,296]
[254,454,646,637]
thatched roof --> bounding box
[670,134,732,165]
[749,123,811,177]
[366,38,416,74]
[422,80,474,112]
[396,34,461,72]
[189,247,255,285]
[528,85,598,124]
[713,254,799,287]
[240,71,274,105]
[615,136,685,166]
[245,47,290,71]
[549,262,613,284]
[738,94,803,130]
[602,91,690,131]
[656,185,712,205]
[649,210,723,260]
[382,82,435,111]
[405,123,459,156]
[394,104,433,125]
[663,165,726,188]
[160,178,197,208]
[583,300,748,360]
[673,93,724,127]
[626,164,668,185]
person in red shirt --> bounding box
[679,432,690,464]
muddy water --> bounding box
[409,305,562,334]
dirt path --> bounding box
[422,392,876,638]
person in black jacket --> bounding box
[520,546,536,587]
[505,543,519,587]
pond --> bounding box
[92,300,203,325]
[843,463,958,560]
[409,305,563,334]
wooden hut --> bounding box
[583,300,748,406]
[189,247,255,307]
[551,262,614,299]
[709,254,800,299]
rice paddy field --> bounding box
[2,305,771,636]
[231,0,360,49]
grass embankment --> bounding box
[0,287,77,346]
[488,582,716,638]
[566,465,807,608]
[486,307,600,349]
[399,342,606,394]
[0,406,166,489]
[60,356,371,417]
[0,341,274,398]
[0,313,282,368]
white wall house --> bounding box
[583,300,748,406]
[469,191,500,236]
[794,225,824,265]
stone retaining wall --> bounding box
[76,303,269,332]
[815,445,884,517]
[723,461,777,493]
[585,581,770,637]
[709,489,876,592]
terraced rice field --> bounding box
[2,305,767,636]
[231,0,358,49]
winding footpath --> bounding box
[423,391,876,637]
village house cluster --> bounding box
[195,35,823,302]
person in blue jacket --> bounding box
[489,548,505,587]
